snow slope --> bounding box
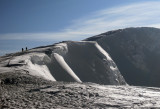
[85,27,160,87]
[0,41,126,85]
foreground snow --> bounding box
[0,73,160,108]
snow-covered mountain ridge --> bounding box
[0,41,126,85]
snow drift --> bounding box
[53,53,82,83]
[0,41,126,85]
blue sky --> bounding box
[0,0,160,55]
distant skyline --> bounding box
[0,0,160,55]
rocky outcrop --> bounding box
[0,72,160,108]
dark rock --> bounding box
[85,27,160,87]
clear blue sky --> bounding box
[0,0,160,55]
[0,0,134,33]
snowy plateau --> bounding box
[1,27,160,108]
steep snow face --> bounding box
[53,41,126,85]
[85,27,160,87]
[0,41,126,85]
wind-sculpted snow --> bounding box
[95,42,112,61]
[53,53,82,83]
[54,41,125,84]
[0,53,56,81]
[0,41,126,85]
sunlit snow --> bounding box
[54,53,82,83]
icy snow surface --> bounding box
[53,53,82,83]
[0,53,56,81]
[95,42,112,61]
[0,41,126,85]
[1,73,160,108]
[54,43,68,49]
[95,42,117,71]
[110,66,118,71]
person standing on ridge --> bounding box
[22,48,24,52]
[26,47,28,51]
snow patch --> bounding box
[55,43,68,50]
[92,85,107,90]
[30,47,51,52]
[54,53,82,83]
[53,43,68,55]
[95,43,112,61]
[26,60,56,81]
[110,66,117,71]
[28,53,56,81]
